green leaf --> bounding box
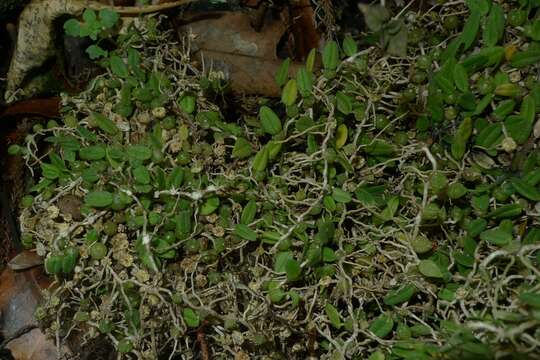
[324,303,342,329]
[64,19,81,37]
[285,258,302,281]
[453,63,469,92]
[505,115,532,144]
[418,260,444,278]
[61,247,78,274]
[459,10,481,51]
[275,58,290,87]
[358,4,390,32]
[462,46,505,72]
[261,231,281,245]
[451,117,472,160]
[524,227,540,244]
[336,92,353,114]
[240,200,257,225]
[483,4,504,47]
[495,83,520,97]
[79,145,106,160]
[368,351,385,360]
[519,292,540,308]
[45,135,80,151]
[31,179,52,193]
[99,9,119,29]
[86,45,108,59]
[411,236,433,254]
[168,167,184,188]
[520,95,536,124]
[364,139,395,156]
[85,191,113,208]
[234,224,257,241]
[466,0,490,15]
[342,35,358,57]
[525,19,540,41]
[79,22,100,40]
[49,153,65,170]
[117,339,133,354]
[510,178,540,201]
[175,210,192,239]
[296,67,313,96]
[448,183,468,199]
[510,48,540,68]
[379,196,400,222]
[433,71,455,95]
[232,137,252,159]
[182,308,200,328]
[335,124,348,149]
[128,145,152,161]
[179,94,196,114]
[259,106,282,135]
[110,55,129,78]
[127,48,142,76]
[384,284,416,306]
[41,163,61,179]
[306,48,316,72]
[92,113,119,136]
[252,145,269,172]
[132,165,150,184]
[466,218,487,237]
[322,41,339,70]
[442,37,462,61]
[369,313,394,338]
[115,85,133,117]
[480,228,512,246]
[323,195,337,212]
[322,247,337,262]
[474,93,493,115]
[458,92,476,111]
[355,185,385,207]
[45,254,62,274]
[475,123,503,148]
[268,282,286,303]
[274,251,293,273]
[281,79,298,106]
[200,197,220,216]
[82,8,97,23]
[454,251,474,268]
[386,21,408,57]
[332,187,352,203]
[81,168,99,183]
[472,194,490,213]
[317,218,335,243]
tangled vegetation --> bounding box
[7,0,540,359]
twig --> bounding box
[86,0,194,15]
[197,322,210,360]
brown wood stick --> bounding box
[85,0,195,15]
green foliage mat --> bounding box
[9,1,540,359]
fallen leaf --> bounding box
[6,328,67,360]
[0,267,50,340]
[8,251,43,271]
[178,11,304,96]
[289,0,320,60]
[0,97,60,119]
